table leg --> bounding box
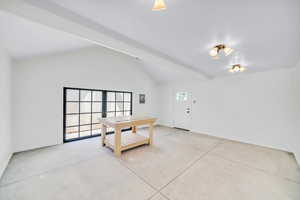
[132,126,137,134]
[149,123,154,145]
[101,124,107,146]
[114,127,122,157]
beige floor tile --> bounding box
[1,127,299,200]
[211,140,300,182]
[120,130,221,190]
[138,126,181,138]
[0,137,109,186]
[165,130,222,150]
[0,127,169,186]
[161,154,300,200]
[0,153,155,200]
[150,193,168,200]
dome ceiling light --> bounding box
[152,0,167,11]
[229,64,246,73]
[209,44,234,59]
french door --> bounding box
[63,87,132,142]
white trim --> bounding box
[158,123,300,165]
[0,153,12,179]
[295,152,300,166]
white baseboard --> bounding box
[0,153,12,179]
[159,124,300,166]
[295,152,300,166]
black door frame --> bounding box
[63,87,133,143]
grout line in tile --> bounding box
[116,159,172,200]
[114,132,224,200]
[146,192,159,200]
[158,191,172,200]
[0,127,190,189]
[0,151,108,188]
[115,133,223,200]
[146,191,171,200]
[156,139,225,195]
[199,134,300,184]
[116,158,159,194]
[210,153,300,185]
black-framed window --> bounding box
[63,87,132,142]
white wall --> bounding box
[159,68,300,161]
[12,47,158,152]
[9,42,300,164]
[0,46,12,178]
[291,64,300,163]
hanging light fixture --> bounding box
[224,46,234,56]
[209,47,219,57]
[152,0,167,11]
[229,64,246,73]
[209,44,234,59]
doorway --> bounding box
[173,91,192,130]
[63,87,133,142]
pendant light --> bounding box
[229,64,246,73]
[152,0,167,11]
[209,44,234,59]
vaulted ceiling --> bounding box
[0,11,92,59]
[41,0,300,76]
[1,0,300,82]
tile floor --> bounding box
[0,126,299,200]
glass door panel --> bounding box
[64,88,132,142]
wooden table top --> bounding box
[99,116,157,128]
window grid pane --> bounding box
[80,102,91,113]
[92,91,102,102]
[107,92,115,101]
[116,112,123,117]
[64,88,132,142]
[124,102,131,111]
[66,102,79,114]
[80,90,91,101]
[116,92,123,101]
[92,113,102,124]
[67,90,79,101]
[106,112,115,118]
[66,127,79,139]
[92,102,102,113]
[66,114,79,127]
[107,102,116,112]
[116,102,124,112]
[124,93,131,102]
[80,114,91,125]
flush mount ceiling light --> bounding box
[229,64,246,73]
[209,44,234,59]
[152,0,167,11]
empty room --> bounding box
[0,0,300,199]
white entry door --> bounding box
[173,91,192,130]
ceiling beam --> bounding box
[0,0,211,80]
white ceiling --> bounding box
[1,0,300,81]
[0,11,92,59]
[40,0,300,77]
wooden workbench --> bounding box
[99,116,157,156]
